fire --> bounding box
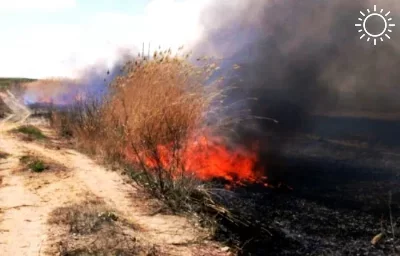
[124,134,266,185]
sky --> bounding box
[0,0,210,78]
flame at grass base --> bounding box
[124,135,267,186]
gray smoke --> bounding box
[194,0,400,147]
[22,50,135,106]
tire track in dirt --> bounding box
[0,123,90,255]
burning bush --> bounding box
[51,50,265,216]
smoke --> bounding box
[16,0,212,104]
[194,0,400,150]
[22,52,132,106]
[21,0,400,140]
[188,0,400,178]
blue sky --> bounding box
[0,0,209,78]
[0,1,147,24]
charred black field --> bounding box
[193,1,400,253]
[212,115,400,255]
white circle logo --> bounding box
[355,5,395,45]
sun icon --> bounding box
[355,5,395,45]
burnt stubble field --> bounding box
[215,115,400,256]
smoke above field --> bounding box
[194,0,400,126]
[22,57,128,106]
[197,0,400,112]
[189,0,400,162]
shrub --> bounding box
[28,160,46,172]
[106,54,222,206]
[51,50,235,224]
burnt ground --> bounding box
[212,116,400,256]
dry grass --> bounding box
[52,52,221,192]
[49,199,124,235]
[48,199,158,256]
[105,53,223,212]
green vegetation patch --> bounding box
[0,77,36,89]
[19,155,49,173]
[12,125,47,140]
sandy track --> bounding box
[0,123,87,255]
[0,150,45,255]
[0,122,229,256]
[0,123,45,255]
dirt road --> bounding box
[0,121,228,255]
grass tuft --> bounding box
[12,125,47,140]
[28,160,46,172]
[49,199,120,235]
[48,199,157,256]
[19,155,49,172]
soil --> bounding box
[0,120,230,256]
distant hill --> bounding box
[0,77,36,90]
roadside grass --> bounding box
[48,199,158,256]
[12,125,47,141]
[19,154,49,173]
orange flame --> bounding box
[124,134,267,186]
